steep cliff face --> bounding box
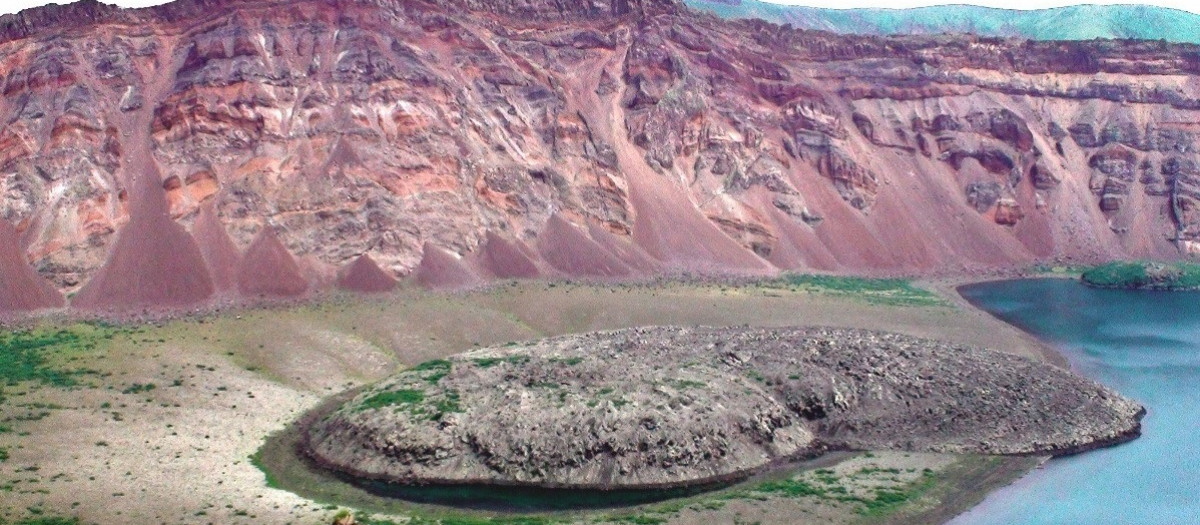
[2,0,1200,309]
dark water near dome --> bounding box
[341,476,731,511]
[952,278,1200,525]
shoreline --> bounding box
[925,275,1075,369]
[913,275,1078,524]
[275,276,1108,525]
[0,268,1077,327]
[0,273,1126,525]
[926,275,1139,524]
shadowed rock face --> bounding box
[307,326,1144,490]
[6,0,1200,301]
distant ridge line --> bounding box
[686,1,1200,43]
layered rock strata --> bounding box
[6,0,1200,309]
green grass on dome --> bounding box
[1081,260,1200,290]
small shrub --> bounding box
[412,360,452,372]
[121,383,156,395]
[472,355,529,368]
[16,517,79,525]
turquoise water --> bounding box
[952,278,1200,525]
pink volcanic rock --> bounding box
[337,254,398,293]
[413,243,480,289]
[190,204,241,291]
[72,152,215,311]
[9,0,1200,294]
[236,226,308,297]
[0,219,64,312]
[475,231,541,279]
[537,214,632,278]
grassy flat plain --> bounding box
[0,277,1051,525]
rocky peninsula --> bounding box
[306,326,1144,490]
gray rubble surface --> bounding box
[306,326,1144,489]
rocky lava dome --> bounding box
[306,326,1144,489]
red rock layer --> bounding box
[235,226,308,297]
[190,204,241,291]
[6,0,1200,299]
[413,243,481,290]
[337,254,398,293]
[0,219,63,312]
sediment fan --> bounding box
[306,326,1144,490]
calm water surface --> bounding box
[952,278,1200,525]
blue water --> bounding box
[951,278,1200,525]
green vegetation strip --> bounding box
[3,517,81,525]
[0,324,114,389]
[1081,261,1200,290]
[0,323,120,417]
[352,359,466,420]
[767,274,945,307]
[360,389,426,410]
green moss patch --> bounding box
[1081,261,1200,290]
[412,360,453,384]
[471,355,530,368]
[0,324,112,389]
[359,390,426,411]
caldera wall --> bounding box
[3,0,1200,307]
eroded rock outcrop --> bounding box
[5,0,1200,307]
[307,326,1144,489]
[71,152,215,310]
